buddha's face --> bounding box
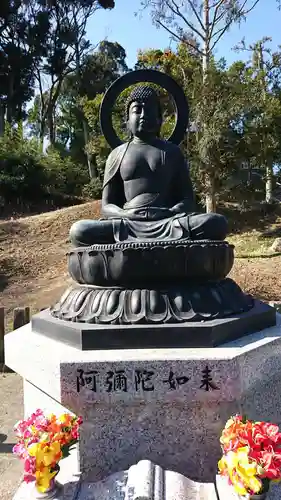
[128,99,162,138]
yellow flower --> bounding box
[59,414,72,426]
[219,447,262,496]
[225,417,236,429]
[35,467,57,493]
[29,441,62,467]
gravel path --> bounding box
[0,373,23,500]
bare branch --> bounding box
[209,0,225,39]
[211,9,226,29]
[210,0,261,52]
[210,19,236,52]
[241,0,261,15]
[209,0,226,7]
[156,18,205,55]
[185,0,205,32]
[168,0,205,41]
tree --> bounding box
[234,38,281,203]
[46,40,128,177]
[0,0,49,135]
[135,44,269,208]
[29,0,115,146]
[28,40,129,177]
[143,0,262,211]
[72,39,128,177]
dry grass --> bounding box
[0,201,101,317]
[228,231,276,257]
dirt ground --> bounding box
[0,373,23,500]
[0,202,100,324]
[1,201,281,323]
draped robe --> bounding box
[102,142,191,242]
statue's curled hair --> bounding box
[125,85,162,119]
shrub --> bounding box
[0,133,47,203]
[0,132,89,211]
[82,177,103,200]
[43,148,88,197]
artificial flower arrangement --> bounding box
[13,409,83,494]
[218,415,281,498]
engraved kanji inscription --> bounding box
[105,370,128,392]
[200,366,219,391]
[76,369,99,393]
[163,370,190,390]
[134,369,155,391]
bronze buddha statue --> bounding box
[70,85,228,246]
[49,71,266,342]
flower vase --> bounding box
[239,490,268,500]
[33,476,60,499]
[248,494,268,500]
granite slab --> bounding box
[77,461,218,500]
[5,314,281,482]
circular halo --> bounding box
[99,69,189,149]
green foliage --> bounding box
[0,131,46,204]
[82,177,103,200]
[134,42,281,209]
[2,0,281,214]
[0,131,87,208]
[43,147,88,196]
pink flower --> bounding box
[23,473,36,484]
[34,409,44,416]
[23,429,33,440]
[72,430,78,440]
[24,456,36,474]
[14,420,28,437]
[26,436,38,447]
[33,416,48,431]
[13,443,27,459]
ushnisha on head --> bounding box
[125,85,163,139]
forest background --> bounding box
[2,0,281,217]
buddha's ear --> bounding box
[126,120,133,138]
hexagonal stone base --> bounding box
[32,298,275,350]
[4,315,281,484]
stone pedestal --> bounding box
[4,312,281,490]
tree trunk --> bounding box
[74,30,97,180]
[82,119,97,179]
[257,43,272,205]
[265,163,273,203]
[0,104,5,136]
[39,122,45,149]
[6,74,14,125]
[202,0,216,212]
[39,97,46,148]
[205,173,216,213]
[48,106,55,146]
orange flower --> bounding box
[219,415,281,493]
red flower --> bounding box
[220,416,281,485]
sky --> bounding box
[86,0,281,67]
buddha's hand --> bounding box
[170,200,193,215]
[124,207,173,220]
